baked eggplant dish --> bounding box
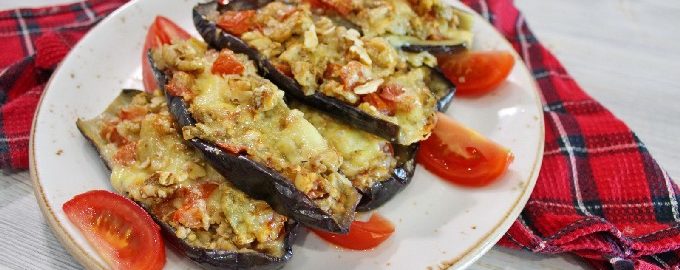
[194,0,444,145]
[76,89,297,269]
[291,102,410,211]
[149,38,360,233]
[297,0,474,54]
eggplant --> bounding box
[384,35,468,54]
[355,71,454,211]
[193,0,457,210]
[195,1,434,145]
[148,43,359,233]
[355,143,418,211]
[76,89,298,270]
[295,69,454,211]
[428,68,457,112]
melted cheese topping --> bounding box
[87,91,287,257]
[235,2,437,144]
[294,102,397,192]
[152,39,358,223]
[336,0,473,43]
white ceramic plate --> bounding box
[30,0,544,269]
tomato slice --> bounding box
[63,190,165,270]
[211,50,245,75]
[142,16,191,92]
[438,51,515,96]
[312,213,394,250]
[216,10,256,36]
[417,113,513,187]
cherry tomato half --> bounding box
[312,213,394,250]
[63,190,165,270]
[417,113,513,187]
[438,51,515,96]
[142,16,191,92]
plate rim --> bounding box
[28,1,545,269]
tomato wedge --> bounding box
[417,113,513,187]
[142,16,191,92]
[312,213,394,250]
[438,51,515,96]
[63,190,165,270]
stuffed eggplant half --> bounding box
[149,38,360,233]
[76,90,296,269]
[291,102,407,211]
[296,0,474,54]
[291,65,453,211]
[194,0,443,145]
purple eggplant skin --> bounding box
[429,68,457,112]
[193,0,457,210]
[355,143,418,211]
[356,75,455,211]
[193,1,401,143]
[149,52,357,234]
[76,89,298,270]
[400,42,467,55]
[147,208,298,270]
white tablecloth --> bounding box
[1,0,678,269]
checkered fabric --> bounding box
[1,0,679,269]
[460,0,680,269]
[0,0,127,169]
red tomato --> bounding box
[63,190,165,270]
[211,50,245,75]
[312,214,395,250]
[274,62,293,77]
[417,113,514,187]
[113,142,137,166]
[142,16,191,92]
[216,10,256,36]
[362,93,395,116]
[438,51,515,96]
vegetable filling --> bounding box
[151,39,359,226]
[214,1,439,144]
[78,91,288,257]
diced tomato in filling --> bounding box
[161,183,219,229]
[362,93,396,116]
[340,61,369,90]
[274,62,293,77]
[378,84,404,102]
[172,204,204,228]
[381,142,394,156]
[216,10,256,36]
[217,142,247,154]
[114,142,137,166]
[166,71,194,99]
[100,121,128,146]
[212,50,245,75]
[118,106,148,121]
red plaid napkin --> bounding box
[0,0,127,169]
[2,0,679,269]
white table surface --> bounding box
[1,0,678,269]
